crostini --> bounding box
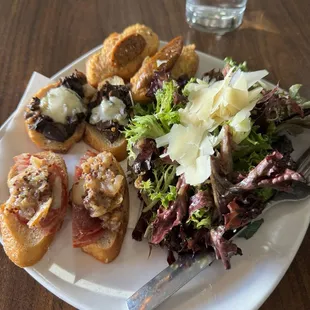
[86,24,159,87]
[0,152,68,267]
[130,36,184,102]
[71,150,129,263]
[84,76,132,161]
[171,44,199,79]
[24,70,96,153]
[130,39,199,102]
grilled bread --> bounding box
[71,151,129,263]
[0,152,68,267]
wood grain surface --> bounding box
[0,0,309,309]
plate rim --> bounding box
[0,43,309,310]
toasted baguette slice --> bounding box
[1,152,68,267]
[25,83,86,153]
[84,75,128,161]
[72,151,129,263]
[0,210,54,267]
[86,24,159,87]
[171,44,199,79]
[81,181,129,263]
[84,123,127,162]
[130,36,183,102]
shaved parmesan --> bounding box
[229,98,257,144]
[184,78,209,93]
[163,124,204,167]
[156,125,214,185]
[241,70,269,89]
[176,155,212,186]
[180,68,267,132]
[156,67,269,185]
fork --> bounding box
[127,146,310,310]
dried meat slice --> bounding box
[72,203,105,247]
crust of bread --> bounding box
[86,24,159,87]
[171,44,199,79]
[25,83,85,153]
[1,152,68,267]
[0,210,55,267]
[25,122,85,154]
[86,51,108,88]
[81,153,129,263]
[130,36,184,102]
[83,123,127,162]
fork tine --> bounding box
[297,158,310,176]
[296,146,310,178]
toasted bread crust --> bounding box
[25,121,85,154]
[83,123,127,162]
[1,152,68,267]
[80,153,129,263]
[25,83,86,153]
[86,24,159,87]
[1,210,54,267]
[171,44,199,79]
[130,36,184,102]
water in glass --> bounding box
[186,0,247,34]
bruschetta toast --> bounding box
[71,150,129,263]
[0,152,68,267]
[130,36,184,102]
[86,24,159,87]
[24,71,96,153]
[84,76,131,161]
[130,38,199,102]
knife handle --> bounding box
[127,251,216,310]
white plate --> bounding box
[0,44,309,310]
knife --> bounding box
[126,250,216,310]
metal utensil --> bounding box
[127,147,310,310]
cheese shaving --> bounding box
[157,68,268,185]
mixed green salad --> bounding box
[125,58,309,268]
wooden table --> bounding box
[0,0,309,309]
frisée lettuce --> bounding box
[124,80,182,158]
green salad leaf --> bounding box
[139,164,177,212]
[288,84,310,109]
[224,57,248,72]
[124,115,166,158]
[155,81,180,131]
[125,81,181,158]
[187,208,212,230]
[238,219,264,240]
[133,102,155,116]
[182,77,197,96]
[233,126,273,171]
[256,188,275,202]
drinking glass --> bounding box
[186,0,248,35]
